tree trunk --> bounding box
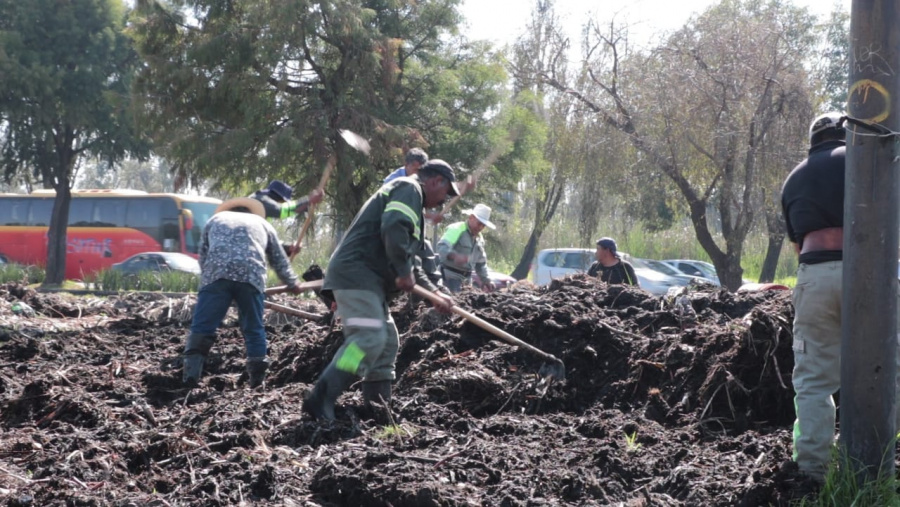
[43,180,71,287]
[511,180,564,280]
[759,209,785,283]
[512,228,541,280]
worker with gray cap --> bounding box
[437,203,497,293]
[587,237,638,286]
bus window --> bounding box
[181,201,218,254]
[126,199,163,240]
[28,199,53,226]
[68,199,94,227]
[0,198,28,226]
[92,199,127,227]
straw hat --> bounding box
[464,203,496,229]
[215,197,266,219]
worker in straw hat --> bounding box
[182,197,304,389]
[437,203,497,293]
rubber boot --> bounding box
[246,357,269,388]
[362,380,392,407]
[302,364,356,421]
[182,333,216,386]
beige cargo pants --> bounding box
[329,289,399,382]
[792,261,900,480]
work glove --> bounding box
[281,242,296,257]
[302,264,335,308]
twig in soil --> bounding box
[36,399,72,427]
[155,440,225,465]
[495,381,522,415]
[596,319,644,341]
[434,439,472,469]
[0,465,50,484]
[187,454,196,485]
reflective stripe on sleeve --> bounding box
[384,201,421,240]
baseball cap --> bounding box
[265,180,293,201]
[421,159,460,197]
[596,237,619,257]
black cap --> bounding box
[421,159,460,196]
[596,237,619,257]
[265,180,293,201]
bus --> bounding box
[0,189,221,280]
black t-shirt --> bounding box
[587,260,639,286]
[781,140,845,264]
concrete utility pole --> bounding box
[841,0,900,482]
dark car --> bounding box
[110,252,201,276]
[472,268,517,291]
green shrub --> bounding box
[88,269,199,292]
[0,263,45,285]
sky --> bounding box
[459,0,851,49]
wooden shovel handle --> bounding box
[264,301,322,321]
[410,285,558,362]
[265,279,324,296]
[290,154,337,261]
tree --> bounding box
[0,0,150,285]
[131,0,506,229]
[537,0,817,290]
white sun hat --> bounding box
[464,203,496,230]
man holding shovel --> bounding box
[182,197,304,389]
[303,160,458,421]
[437,203,497,293]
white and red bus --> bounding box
[0,189,221,279]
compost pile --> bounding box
[0,276,827,506]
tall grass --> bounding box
[85,269,200,292]
[0,263,45,285]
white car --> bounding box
[530,248,678,295]
[661,259,721,286]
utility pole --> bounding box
[841,0,900,481]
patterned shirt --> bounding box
[199,211,299,294]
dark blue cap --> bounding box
[266,180,293,201]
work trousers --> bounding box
[329,289,399,382]
[190,279,266,357]
[791,261,900,480]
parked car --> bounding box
[110,252,201,277]
[531,248,595,286]
[472,268,517,291]
[661,259,721,286]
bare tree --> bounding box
[537,0,816,290]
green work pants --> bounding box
[329,289,399,382]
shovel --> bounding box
[265,279,324,296]
[290,129,372,261]
[411,285,566,380]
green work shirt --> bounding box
[324,176,437,299]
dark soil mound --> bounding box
[0,277,829,505]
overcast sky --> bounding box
[459,0,851,48]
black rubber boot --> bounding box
[246,357,269,388]
[302,364,356,421]
[182,333,216,386]
[362,380,392,407]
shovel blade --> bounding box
[538,357,566,381]
[339,129,371,155]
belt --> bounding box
[442,264,472,277]
[801,227,843,255]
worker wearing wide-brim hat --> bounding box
[436,203,496,293]
[181,197,304,390]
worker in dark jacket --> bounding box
[182,198,304,389]
[303,160,458,421]
[781,111,900,482]
[249,180,323,221]
[587,237,639,287]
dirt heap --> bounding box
[0,276,825,506]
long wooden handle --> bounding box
[290,154,337,261]
[265,279,324,296]
[410,285,557,361]
[264,301,322,321]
